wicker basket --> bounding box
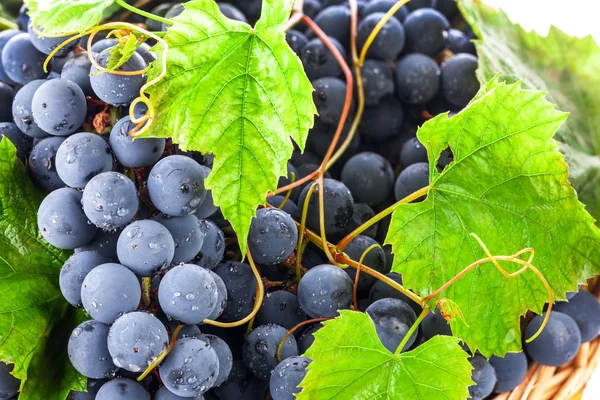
[493,279,600,400]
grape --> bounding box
[90,38,118,54]
[489,352,528,393]
[196,219,225,270]
[213,261,257,322]
[207,270,228,320]
[117,220,175,276]
[300,37,346,80]
[469,355,497,400]
[55,132,113,188]
[248,208,298,265]
[0,83,12,124]
[312,77,349,126]
[0,29,20,84]
[436,0,459,19]
[148,155,208,216]
[286,30,308,55]
[159,337,220,396]
[219,3,247,22]
[363,0,408,22]
[344,203,377,238]
[154,214,205,264]
[82,172,139,230]
[361,59,394,106]
[81,263,141,324]
[270,356,311,400]
[298,178,354,235]
[554,290,600,342]
[255,290,307,330]
[38,188,97,249]
[1,122,31,161]
[447,29,476,55]
[297,264,353,318]
[194,166,218,219]
[60,251,110,307]
[199,334,233,386]
[311,5,351,47]
[400,137,428,167]
[61,52,94,97]
[159,264,219,324]
[243,324,298,380]
[96,378,150,400]
[441,53,479,108]
[50,53,73,75]
[155,386,197,400]
[344,235,388,291]
[368,272,422,315]
[267,196,300,220]
[357,13,405,61]
[525,311,581,366]
[359,97,404,144]
[403,8,450,57]
[68,320,117,379]
[394,162,429,201]
[12,79,48,138]
[27,25,77,56]
[341,152,393,207]
[298,323,322,354]
[67,378,103,400]
[395,54,441,105]
[1,33,49,84]
[32,78,88,137]
[108,312,169,372]
[76,228,121,260]
[110,117,166,168]
[421,309,452,339]
[90,49,148,106]
[365,298,417,352]
[215,361,268,400]
[0,363,19,399]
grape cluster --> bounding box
[0,1,598,399]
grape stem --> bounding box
[296,182,318,282]
[395,307,429,355]
[353,243,382,310]
[114,0,174,26]
[336,186,430,252]
[141,277,151,307]
[423,233,553,343]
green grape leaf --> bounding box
[104,32,142,73]
[139,0,316,254]
[0,138,85,399]
[386,78,600,357]
[459,0,600,221]
[298,310,473,400]
[26,0,114,34]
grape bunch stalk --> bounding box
[0,0,597,399]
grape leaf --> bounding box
[0,138,85,399]
[459,0,600,221]
[138,0,316,254]
[386,78,600,357]
[26,0,114,34]
[297,310,473,400]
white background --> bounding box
[479,1,599,397]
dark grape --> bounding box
[213,261,257,322]
[311,5,351,47]
[215,361,268,400]
[56,132,113,188]
[363,0,409,22]
[60,251,110,307]
[110,117,166,168]
[403,8,450,57]
[360,97,404,144]
[154,214,205,264]
[300,37,346,80]
[286,30,308,55]
[298,323,322,354]
[357,13,405,61]
[400,137,428,167]
[90,49,148,106]
[394,162,429,201]
[368,272,422,315]
[554,290,600,342]
[421,309,452,339]
[312,77,348,126]
[361,59,394,106]
[406,0,437,10]
[75,228,121,260]
[90,38,118,54]
[255,290,307,330]
[1,33,49,84]
[344,203,378,238]
[298,178,354,235]
[199,334,233,387]
[436,0,459,20]
[469,355,497,400]
[248,208,298,265]
[196,219,225,269]
[525,311,581,366]
[243,324,298,380]
[117,220,175,276]
[61,52,95,96]
[489,352,528,393]
[269,356,311,400]
[447,28,476,55]
[31,78,87,136]
[365,298,417,352]
[395,54,441,105]
[0,29,20,84]
[341,152,394,207]
[441,53,479,108]
[267,196,300,220]
[68,319,117,379]
[0,363,19,399]
[344,235,388,291]
[27,24,77,56]
[297,264,353,318]
[96,378,150,400]
[82,172,139,230]
[207,269,228,320]
[12,79,48,138]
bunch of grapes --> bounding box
[0,1,598,400]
